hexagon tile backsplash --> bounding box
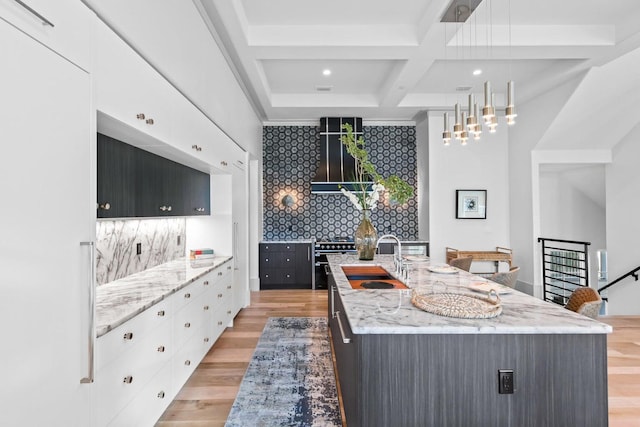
[263,125,418,241]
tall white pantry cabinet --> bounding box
[0,1,95,426]
[1,1,250,425]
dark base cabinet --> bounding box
[328,276,609,427]
[259,242,312,289]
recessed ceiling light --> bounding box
[323,69,331,76]
[473,69,483,76]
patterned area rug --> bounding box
[225,317,341,427]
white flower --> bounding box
[341,183,385,211]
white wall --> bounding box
[427,112,510,269]
[539,165,606,286]
[605,123,640,314]
[416,116,430,241]
[508,76,584,290]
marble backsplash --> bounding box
[96,218,186,285]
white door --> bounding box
[0,20,93,426]
[232,152,250,311]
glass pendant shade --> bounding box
[505,80,517,125]
[443,112,452,144]
[453,103,463,138]
[482,81,495,123]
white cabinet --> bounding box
[94,263,234,426]
[0,14,93,427]
[0,0,93,69]
[232,148,251,313]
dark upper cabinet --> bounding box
[183,167,210,215]
[97,134,137,218]
[97,133,210,218]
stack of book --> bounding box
[189,248,215,260]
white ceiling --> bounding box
[197,0,640,123]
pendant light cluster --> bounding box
[443,80,517,146]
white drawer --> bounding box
[107,363,172,427]
[172,296,203,350]
[94,320,171,427]
[0,0,92,70]
[97,299,170,371]
[172,275,210,313]
[172,330,204,392]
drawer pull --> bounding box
[123,332,133,341]
[157,346,165,353]
[217,321,223,326]
[184,322,191,328]
[227,266,232,270]
[218,271,223,276]
[286,274,291,278]
[184,293,191,299]
[227,285,232,290]
[204,305,210,310]
[136,113,145,120]
[191,144,202,152]
[123,376,133,384]
[227,310,231,315]
[146,118,155,125]
[286,258,290,262]
[157,310,165,317]
[204,337,209,343]
[203,281,209,286]
[157,391,165,399]
[184,360,191,366]
[217,293,223,298]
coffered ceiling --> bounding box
[196,0,640,122]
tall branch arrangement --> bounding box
[339,123,413,210]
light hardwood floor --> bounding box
[156,290,640,427]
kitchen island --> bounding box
[327,254,611,427]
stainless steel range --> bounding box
[314,237,357,289]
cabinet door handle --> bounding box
[227,310,231,315]
[184,360,191,366]
[157,346,165,353]
[217,321,223,326]
[184,322,191,328]
[335,311,351,344]
[218,293,223,298]
[98,202,110,210]
[13,0,54,27]
[158,391,165,399]
[184,293,191,299]
[123,332,133,340]
[307,246,310,261]
[203,281,209,286]
[204,305,209,310]
[330,286,336,318]
[218,271,223,276]
[226,285,231,289]
[123,376,133,384]
[80,241,95,384]
[157,310,165,317]
[204,337,210,343]
[136,113,146,120]
[146,118,154,125]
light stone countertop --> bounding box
[96,256,232,337]
[328,254,612,335]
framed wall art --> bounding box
[456,189,487,219]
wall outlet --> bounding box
[498,369,514,394]
[136,242,142,255]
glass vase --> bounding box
[355,209,377,260]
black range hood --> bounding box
[311,117,372,193]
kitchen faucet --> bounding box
[376,234,402,275]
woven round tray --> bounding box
[411,288,502,319]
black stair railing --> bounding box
[598,265,640,301]
[538,237,590,306]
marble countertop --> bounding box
[96,256,232,337]
[328,254,612,335]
